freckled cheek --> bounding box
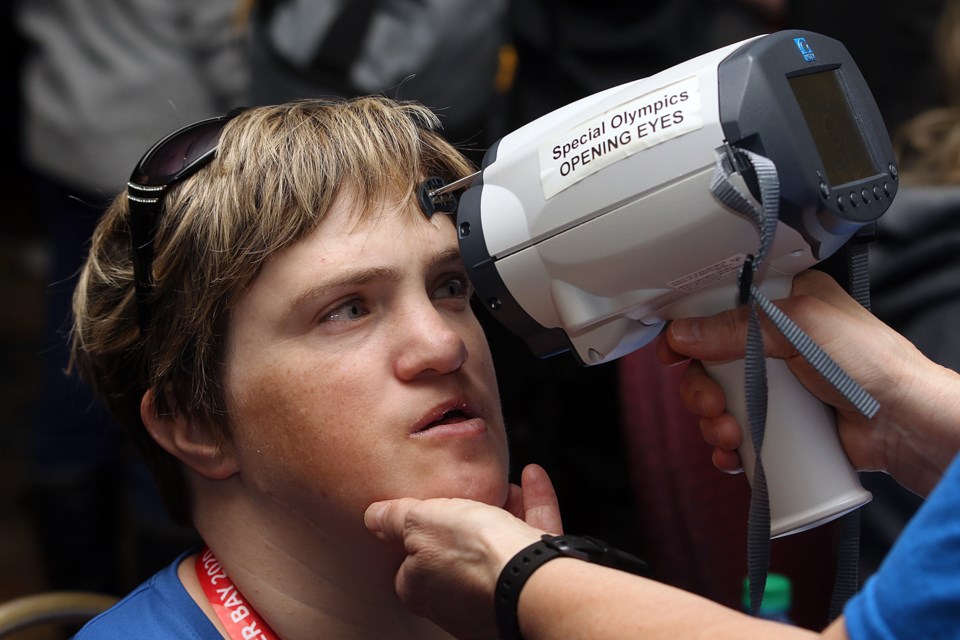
[228,366,318,456]
[227,361,388,489]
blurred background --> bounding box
[2,0,956,637]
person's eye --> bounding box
[432,275,471,300]
[320,298,369,323]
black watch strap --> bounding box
[494,534,647,640]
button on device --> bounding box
[849,192,859,207]
[883,182,892,197]
[873,185,881,200]
[836,195,845,211]
[861,188,870,204]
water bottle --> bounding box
[743,573,793,623]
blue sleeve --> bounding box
[72,550,219,639]
[844,453,960,639]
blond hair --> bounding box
[71,96,475,523]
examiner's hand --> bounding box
[365,464,562,640]
[657,269,960,497]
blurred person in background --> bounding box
[16,0,249,594]
[856,0,960,575]
[245,0,508,163]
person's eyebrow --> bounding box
[285,266,399,317]
[285,247,464,316]
[428,247,464,272]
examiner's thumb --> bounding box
[520,464,563,534]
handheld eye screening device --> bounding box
[450,30,898,538]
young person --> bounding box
[367,269,960,639]
[69,96,540,639]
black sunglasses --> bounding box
[127,109,246,335]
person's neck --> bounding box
[183,503,452,640]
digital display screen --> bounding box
[788,70,878,186]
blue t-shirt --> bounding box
[845,452,960,639]
[72,549,220,639]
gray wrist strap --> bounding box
[710,147,879,619]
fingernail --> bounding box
[665,355,692,368]
[365,502,386,532]
[670,319,703,344]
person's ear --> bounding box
[140,389,239,480]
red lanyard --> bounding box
[195,547,281,640]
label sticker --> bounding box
[538,76,703,199]
[668,253,747,294]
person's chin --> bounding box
[415,465,510,506]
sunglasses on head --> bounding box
[127,108,246,335]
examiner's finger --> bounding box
[713,447,744,475]
[666,307,750,362]
[699,413,743,450]
[678,360,727,418]
[655,331,691,366]
[364,497,421,540]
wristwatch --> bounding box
[494,534,647,640]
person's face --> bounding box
[221,191,509,532]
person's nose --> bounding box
[393,301,468,381]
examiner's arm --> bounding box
[366,481,849,640]
[517,556,848,640]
